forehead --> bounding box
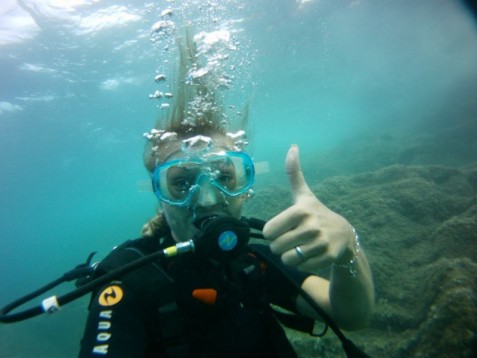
[162,135,237,162]
[166,147,231,162]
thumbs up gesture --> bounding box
[263,145,356,273]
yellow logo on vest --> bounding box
[98,285,123,307]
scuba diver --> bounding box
[77,31,374,357]
[0,30,374,357]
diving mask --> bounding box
[152,151,255,207]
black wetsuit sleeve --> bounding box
[79,282,149,357]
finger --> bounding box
[296,254,335,273]
[262,206,303,241]
[286,145,314,203]
[281,246,307,266]
[269,223,320,254]
[281,243,329,267]
[269,230,306,255]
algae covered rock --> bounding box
[248,162,477,357]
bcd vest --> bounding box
[92,236,301,358]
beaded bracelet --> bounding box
[332,226,360,277]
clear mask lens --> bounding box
[152,151,255,206]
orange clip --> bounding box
[192,288,218,305]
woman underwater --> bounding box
[79,30,374,358]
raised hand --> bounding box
[263,145,356,273]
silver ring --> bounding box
[295,246,306,262]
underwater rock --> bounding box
[248,161,477,357]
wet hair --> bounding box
[143,28,249,173]
[141,211,170,239]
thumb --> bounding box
[286,144,313,202]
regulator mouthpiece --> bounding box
[193,216,249,262]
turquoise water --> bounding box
[1,1,476,356]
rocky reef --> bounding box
[245,120,477,357]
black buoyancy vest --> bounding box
[93,236,298,358]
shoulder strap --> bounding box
[100,238,191,357]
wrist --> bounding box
[332,226,360,277]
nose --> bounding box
[195,176,219,207]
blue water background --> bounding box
[1,0,476,356]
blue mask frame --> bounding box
[152,151,255,207]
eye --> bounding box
[171,177,192,192]
[210,160,237,190]
[216,171,236,190]
[167,167,198,198]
